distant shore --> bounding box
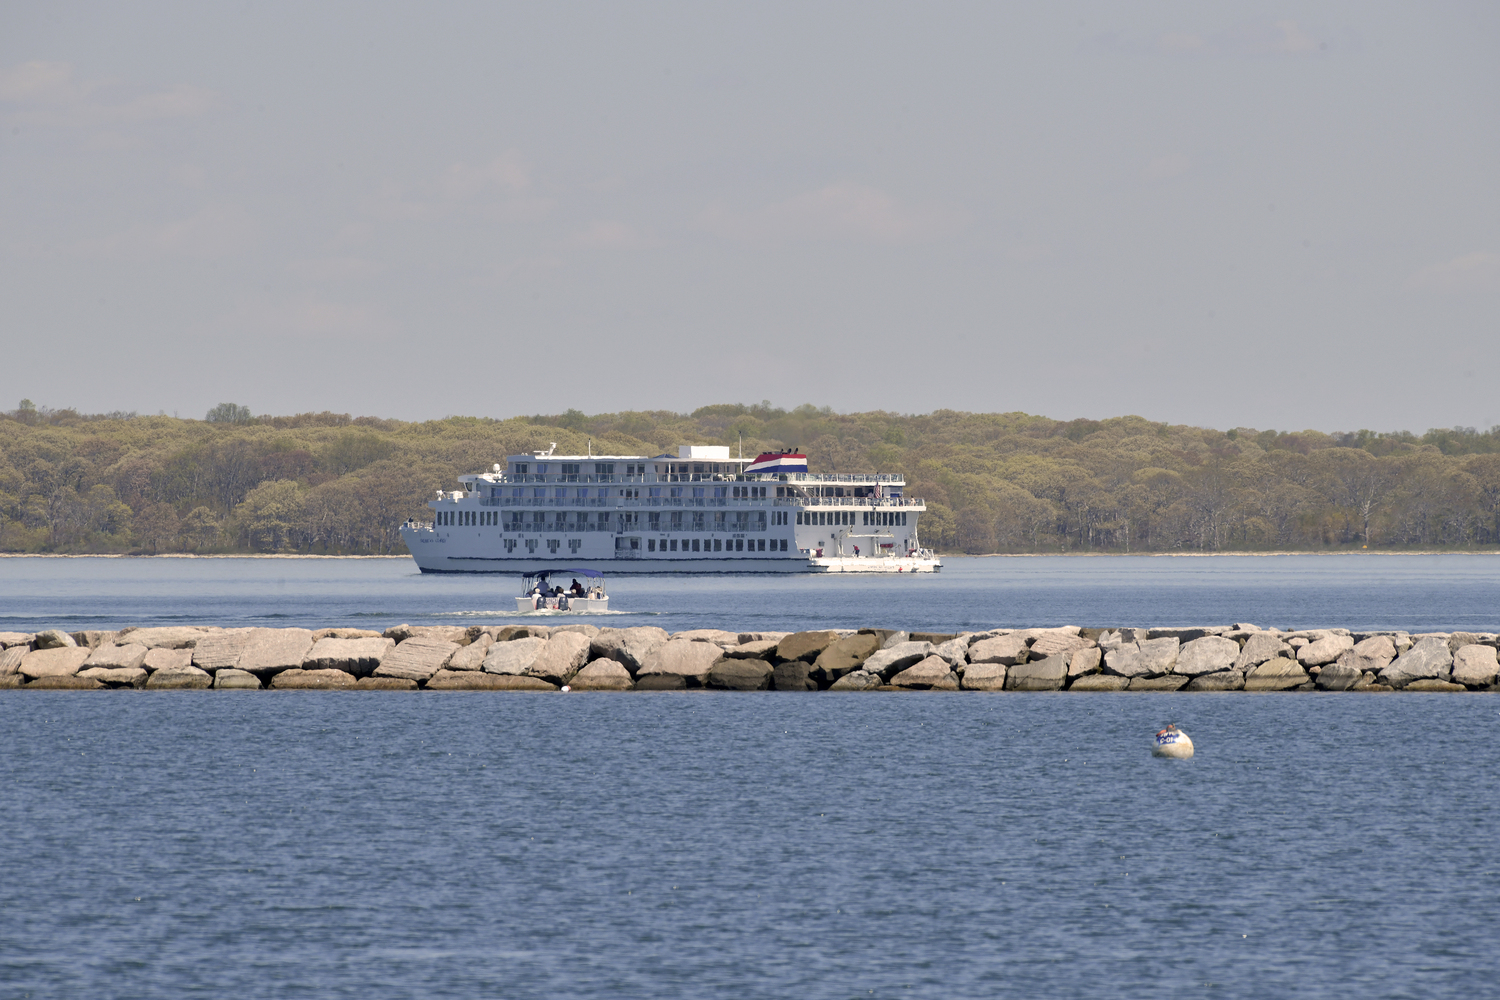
[4,550,1500,561]
[4,622,1495,693]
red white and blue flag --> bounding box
[745,451,807,474]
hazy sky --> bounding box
[3,2,1497,433]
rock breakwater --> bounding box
[2,623,1498,692]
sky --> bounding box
[2,1,1497,433]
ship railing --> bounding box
[480,471,905,487]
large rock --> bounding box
[1315,662,1363,691]
[634,674,686,691]
[312,627,384,640]
[375,636,459,682]
[772,659,814,691]
[213,669,262,689]
[83,643,148,672]
[1068,647,1103,677]
[706,657,773,691]
[1185,670,1245,692]
[1380,637,1453,688]
[1129,675,1189,691]
[271,668,357,689]
[724,639,780,659]
[482,636,548,675]
[237,628,315,681]
[71,630,117,649]
[28,675,103,689]
[738,631,790,644]
[674,628,741,645]
[589,627,669,672]
[930,636,971,668]
[32,629,77,649]
[0,674,26,688]
[1174,636,1239,677]
[569,659,635,691]
[1068,674,1128,691]
[1298,635,1355,667]
[1005,654,1068,691]
[19,647,91,679]
[968,634,1030,665]
[1233,633,1293,672]
[1447,632,1488,654]
[828,670,882,691]
[1337,635,1397,677]
[890,655,958,690]
[0,632,34,648]
[383,624,468,643]
[1104,638,1179,678]
[1405,679,1467,692]
[426,669,543,690]
[863,642,935,680]
[636,639,721,687]
[1029,632,1089,660]
[811,633,880,685]
[77,666,147,688]
[191,630,253,671]
[524,632,593,684]
[1450,645,1499,688]
[118,626,208,649]
[0,647,26,675]
[550,623,601,639]
[1244,658,1309,691]
[443,636,492,671]
[961,662,1007,691]
[144,648,193,672]
[303,637,395,677]
[775,631,841,663]
[355,676,418,690]
[145,666,213,689]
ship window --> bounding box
[795,511,802,524]
[594,463,614,474]
[670,488,682,498]
[649,488,660,497]
[693,487,705,498]
[758,539,766,551]
[535,464,547,474]
[735,539,743,551]
[514,463,528,474]
[670,539,678,551]
[648,539,655,551]
[691,539,700,552]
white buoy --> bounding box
[560,684,571,693]
[1152,724,1194,758]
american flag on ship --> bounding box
[745,450,808,474]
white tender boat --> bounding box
[517,569,609,613]
[401,443,942,574]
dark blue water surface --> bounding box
[3,692,1497,998]
[2,552,1500,633]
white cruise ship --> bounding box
[399,444,941,574]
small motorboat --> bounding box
[517,569,609,613]
[1152,724,1194,758]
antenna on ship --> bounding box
[588,438,592,457]
[738,433,742,460]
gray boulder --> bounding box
[83,643,148,671]
[77,666,147,688]
[968,634,1030,665]
[961,662,1007,691]
[863,641,935,680]
[1245,658,1309,691]
[192,630,253,671]
[1450,645,1499,688]
[1068,674,1128,691]
[0,632,34,649]
[524,632,593,684]
[143,648,193,673]
[549,623,601,639]
[589,627,669,672]
[1174,636,1239,677]
[1068,647,1103,677]
[118,626,208,649]
[569,659,635,691]
[1029,632,1090,660]
[890,655,959,690]
[483,636,548,675]
[737,631,790,644]
[303,636,395,677]
[375,636,460,682]
[145,666,213,689]
[237,628,316,681]
[775,631,842,662]
[1337,635,1397,677]
[636,639,722,687]
[1380,637,1453,688]
[810,634,880,685]
[706,657,773,691]
[1129,675,1189,691]
[27,675,102,689]
[1185,670,1245,691]
[32,629,76,649]
[880,631,911,648]
[772,660,814,691]
[213,669,261,689]
[1005,654,1068,691]
[1233,633,1293,672]
[1104,638,1179,678]
[930,636,971,668]
[829,670,882,691]
[1298,635,1355,667]
[725,639,781,659]
[674,628,741,644]
[71,630,117,649]
[0,647,25,675]
[1315,662,1362,691]
[19,647,91,678]
[272,668,358,689]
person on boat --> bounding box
[569,578,584,596]
[853,545,860,557]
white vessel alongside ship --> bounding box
[399,444,941,574]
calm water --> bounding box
[2,553,1500,633]
[2,692,1497,998]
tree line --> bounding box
[3,398,1500,555]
